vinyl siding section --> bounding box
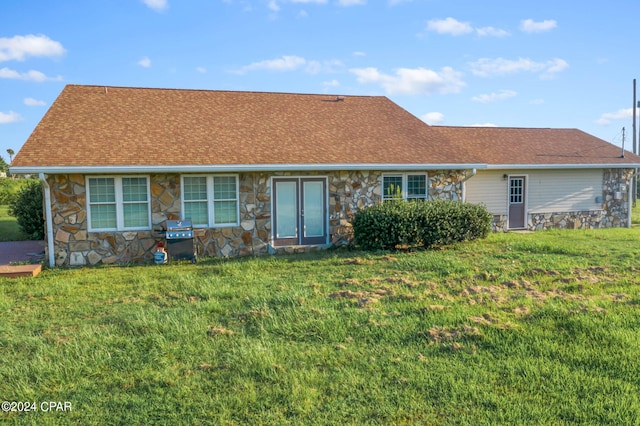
[465,169,603,215]
[464,170,508,214]
[527,169,602,213]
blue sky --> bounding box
[2,0,640,163]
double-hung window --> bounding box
[87,176,151,231]
[382,174,428,201]
[182,175,239,227]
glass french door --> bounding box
[273,178,327,246]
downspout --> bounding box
[460,168,477,202]
[39,173,55,268]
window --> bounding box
[181,175,239,227]
[382,174,428,201]
[87,176,150,231]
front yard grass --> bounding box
[0,205,26,242]
[1,228,640,424]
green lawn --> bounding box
[1,229,640,424]
[0,205,26,242]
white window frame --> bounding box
[180,174,240,228]
[382,173,428,201]
[86,176,152,232]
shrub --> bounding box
[418,200,492,247]
[8,179,44,240]
[351,200,419,250]
[352,199,492,250]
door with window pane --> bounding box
[508,176,526,229]
[273,178,327,246]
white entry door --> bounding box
[508,176,526,229]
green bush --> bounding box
[352,199,492,250]
[0,178,23,205]
[8,179,44,240]
[352,200,418,250]
[417,200,492,247]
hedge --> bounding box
[352,199,492,250]
[8,179,44,240]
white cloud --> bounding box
[520,19,557,33]
[353,51,366,57]
[427,17,473,36]
[541,58,568,79]
[0,111,21,124]
[143,0,168,12]
[426,18,508,37]
[472,90,517,103]
[0,34,65,63]
[234,55,341,74]
[337,0,366,5]
[0,67,62,82]
[24,97,46,106]
[270,0,327,6]
[196,66,206,74]
[323,79,340,87]
[421,112,444,124]
[350,66,465,95]
[268,0,280,11]
[529,98,545,105]
[469,57,568,79]
[236,55,305,73]
[476,26,510,37]
[596,108,633,125]
[138,57,151,68]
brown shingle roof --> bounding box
[432,126,640,166]
[12,85,640,172]
[12,85,478,170]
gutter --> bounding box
[11,163,488,175]
[39,173,55,268]
[485,163,640,170]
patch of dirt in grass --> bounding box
[468,312,516,330]
[610,293,630,303]
[338,276,424,289]
[568,304,607,315]
[527,268,562,277]
[421,325,482,343]
[343,258,376,265]
[329,287,405,307]
[207,326,234,337]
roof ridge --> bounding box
[432,125,581,131]
[64,83,382,99]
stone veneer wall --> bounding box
[46,170,466,266]
[490,168,633,231]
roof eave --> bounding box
[485,163,640,170]
[10,163,487,175]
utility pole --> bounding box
[634,79,638,207]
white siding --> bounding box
[464,169,603,215]
[464,170,508,214]
[527,169,602,213]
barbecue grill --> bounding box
[165,219,196,262]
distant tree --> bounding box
[0,156,8,175]
[6,148,14,163]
